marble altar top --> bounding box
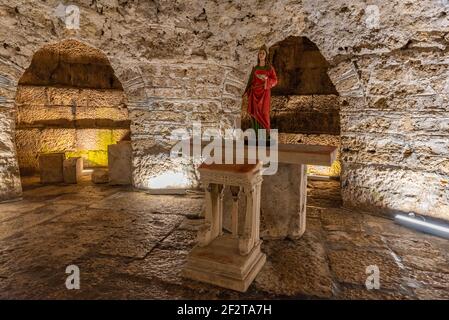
[189,139,338,166]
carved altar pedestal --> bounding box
[189,140,338,239]
[183,162,265,292]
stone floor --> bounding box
[0,175,448,299]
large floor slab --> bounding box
[0,179,448,299]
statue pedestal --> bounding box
[183,235,266,292]
[183,162,264,292]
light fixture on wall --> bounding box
[394,213,449,240]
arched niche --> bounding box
[242,36,341,178]
[14,39,131,180]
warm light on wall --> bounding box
[147,170,191,189]
[307,160,341,177]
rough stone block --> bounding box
[39,153,65,184]
[16,128,76,175]
[92,168,109,184]
[63,157,83,184]
[183,236,266,292]
[15,86,48,105]
[0,157,22,202]
[108,141,132,185]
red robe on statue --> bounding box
[244,65,278,130]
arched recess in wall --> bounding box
[14,39,131,183]
[242,36,341,178]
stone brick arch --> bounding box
[0,38,135,200]
[238,35,343,179]
[0,55,26,201]
[230,5,449,219]
[299,3,449,218]
[18,39,123,89]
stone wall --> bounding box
[337,49,449,217]
[0,0,448,219]
[18,40,122,89]
[301,0,449,219]
[273,95,341,178]
[270,36,337,96]
[280,133,341,178]
[15,85,129,175]
[13,40,129,176]
[270,95,340,135]
[128,61,242,189]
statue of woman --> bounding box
[243,44,278,136]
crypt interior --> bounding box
[0,0,449,299]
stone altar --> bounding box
[183,162,265,292]
[190,140,338,239]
